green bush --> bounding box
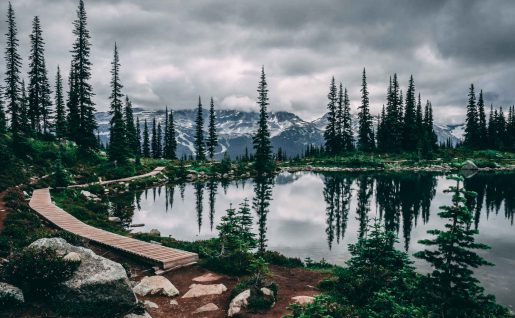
[262,250,303,268]
[1,246,80,299]
[285,295,344,318]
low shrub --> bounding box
[285,295,344,318]
[1,246,80,299]
[261,250,304,268]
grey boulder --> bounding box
[0,282,24,306]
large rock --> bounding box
[0,282,24,306]
[29,238,136,314]
[193,302,219,313]
[462,160,478,170]
[124,312,152,318]
[228,289,250,317]
[192,273,223,283]
[291,295,314,305]
[182,283,227,298]
[133,276,179,297]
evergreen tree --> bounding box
[156,122,162,158]
[335,82,344,152]
[376,105,387,152]
[0,87,5,134]
[70,0,97,150]
[142,118,150,157]
[19,80,30,135]
[341,87,353,151]
[54,66,67,138]
[28,16,52,135]
[4,2,22,138]
[163,107,169,157]
[357,68,374,151]
[124,96,138,156]
[206,97,218,159]
[252,66,273,174]
[151,117,158,158]
[164,109,177,159]
[421,100,437,157]
[384,74,403,152]
[477,90,488,149]
[324,77,338,154]
[107,43,127,163]
[464,84,479,148]
[415,93,423,149]
[415,175,498,317]
[66,61,80,141]
[135,117,141,156]
[403,75,417,151]
[194,96,205,160]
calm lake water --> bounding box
[109,171,515,309]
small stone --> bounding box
[291,296,314,305]
[170,299,178,306]
[124,312,152,318]
[63,251,81,262]
[144,300,159,309]
[192,273,223,283]
[193,303,219,313]
[182,284,227,298]
[108,216,122,223]
[260,287,273,297]
[133,276,179,297]
[228,289,250,317]
[0,282,24,305]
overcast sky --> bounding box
[1,0,515,124]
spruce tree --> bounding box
[376,105,387,151]
[415,175,498,317]
[142,119,150,157]
[357,68,374,151]
[124,96,137,156]
[66,61,80,141]
[252,66,273,174]
[70,0,97,150]
[4,2,22,138]
[19,80,30,135]
[335,82,344,152]
[107,43,127,163]
[384,74,403,152]
[194,96,206,160]
[156,122,162,158]
[28,16,52,135]
[164,109,177,159]
[487,105,495,149]
[0,87,5,134]
[464,84,479,148]
[135,117,141,156]
[402,75,417,151]
[477,90,488,149]
[324,77,338,154]
[54,66,67,138]
[163,107,169,157]
[341,87,353,151]
[151,117,158,158]
[206,97,218,159]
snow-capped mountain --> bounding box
[96,108,463,158]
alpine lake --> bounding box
[107,171,515,310]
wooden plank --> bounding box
[29,183,198,270]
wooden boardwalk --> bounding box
[29,179,199,270]
[69,166,166,188]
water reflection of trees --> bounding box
[253,176,274,253]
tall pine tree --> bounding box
[0,87,5,134]
[151,117,158,158]
[142,118,150,157]
[19,80,30,135]
[341,86,353,151]
[194,96,206,160]
[324,77,338,154]
[70,0,97,150]
[357,68,374,151]
[206,97,218,159]
[54,66,67,138]
[28,16,52,135]
[464,84,479,148]
[164,108,177,159]
[124,96,138,156]
[402,75,417,151]
[477,90,488,149]
[156,122,162,158]
[135,117,141,156]
[253,66,273,174]
[66,61,80,141]
[4,2,22,138]
[107,43,127,162]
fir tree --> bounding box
[28,16,52,135]
[164,109,177,159]
[54,66,67,138]
[0,87,5,134]
[4,2,22,138]
[124,96,138,156]
[135,117,141,156]
[357,68,374,151]
[487,105,495,149]
[107,43,127,163]
[384,74,403,152]
[142,118,150,157]
[66,61,80,141]
[70,0,97,150]
[477,90,488,149]
[19,80,30,135]
[376,105,387,151]
[194,96,205,160]
[464,84,479,148]
[324,77,338,154]
[206,97,218,159]
[341,87,353,151]
[415,175,498,317]
[421,100,437,157]
[403,75,417,151]
[156,122,162,158]
[163,107,169,157]
[151,117,158,158]
[335,82,344,151]
[252,66,273,174]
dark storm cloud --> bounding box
[0,0,514,124]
